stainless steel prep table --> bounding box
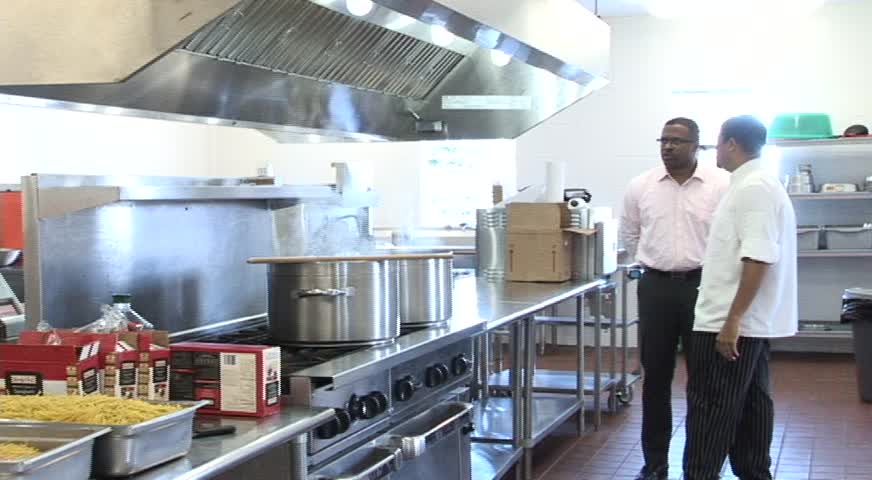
[123,407,334,480]
[120,275,609,480]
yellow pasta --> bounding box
[0,395,182,425]
[0,442,41,461]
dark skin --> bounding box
[659,124,699,185]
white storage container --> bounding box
[797,227,822,251]
[824,225,872,250]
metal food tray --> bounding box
[0,422,110,480]
[2,400,209,477]
[89,400,210,477]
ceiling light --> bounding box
[430,25,455,47]
[490,49,511,67]
[307,134,322,143]
[103,106,124,115]
[345,0,373,17]
[385,14,415,31]
[205,117,222,125]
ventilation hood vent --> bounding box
[0,0,610,141]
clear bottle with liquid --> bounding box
[111,293,155,330]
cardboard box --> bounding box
[0,341,101,395]
[169,342,281,417]
[18,330,141,398]
[507,203,571,232]
[136,331,170,401]
[507,232,572,282]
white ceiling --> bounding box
[577,0,860,17]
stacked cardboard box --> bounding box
[0,341,101,395]
[506,203,573,282]
[169,342,281,417]
[137,331,170,401]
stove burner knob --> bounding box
[362,391,389,418]
[435,364,450,384]
[426,363,449,387]
[369,391,389,415]
[315,408,352,439]
[395,376,417,402]
[451,354,472,376]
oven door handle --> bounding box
[385,402,474,459]
[312,447,402,480]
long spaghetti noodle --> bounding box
[0,395,182,425]
[0,442,40,461]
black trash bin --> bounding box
[842,288,872,403]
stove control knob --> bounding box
[435,364,450,384]
[315,408,352,439]
[426,363,449,387]
[364,391,389,417]
[395,376,417,402]
[451,354,472,376]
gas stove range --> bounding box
[178,317,475,466]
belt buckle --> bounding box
[669,271,687,280]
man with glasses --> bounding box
[683,115,797,480]
[620,117,729,480]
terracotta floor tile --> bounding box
[488,348,872,480]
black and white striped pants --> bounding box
[683,332,774,480]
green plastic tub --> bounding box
[769,113,833,139]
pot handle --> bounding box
[296,287,356,298]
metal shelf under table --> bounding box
[470,395,582,446]
[471,443,523,480]
[487,369,620,394]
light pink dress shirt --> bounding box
[619,163,730,272]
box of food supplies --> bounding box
[0,341,101,395]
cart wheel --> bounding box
[617,386,634,405]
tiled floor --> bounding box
[505,347,872,480]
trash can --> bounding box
[841,288,872,402]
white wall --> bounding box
[517,1,872,214]
[1,103,515,230]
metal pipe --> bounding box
[22,175,41,330]
[609,283,618,413]
[289,434,307,480]
[621,268,629,392]
[475,333,490,400]
[576,294,585,436]
[593,287,602,430]
[511,321,523,449]
[523,316,536,480]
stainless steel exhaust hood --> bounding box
[0,0,609,142]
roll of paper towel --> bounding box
[567,198,585,210]
[545,161,566,203]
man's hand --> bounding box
[716,320,740,361]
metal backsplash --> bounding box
[23,174,374,332]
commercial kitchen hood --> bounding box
[0,0,610,142]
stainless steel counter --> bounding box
[126,407,334,480]
[294,275,605,386]
[124,275,605,480]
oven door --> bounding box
[310,402,474,480]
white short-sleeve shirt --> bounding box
[694,159,798,338]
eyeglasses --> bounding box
[656,137,695,146]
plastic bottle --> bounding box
[111,294,155,330]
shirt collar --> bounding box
[730,158,763,184]
[657,163,706,184]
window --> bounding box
[418,140,516,228]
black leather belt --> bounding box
[645,268,702,280]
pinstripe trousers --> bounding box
[683,332,774,480]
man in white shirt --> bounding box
[683,116,798,480]
[620,118,730,480]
